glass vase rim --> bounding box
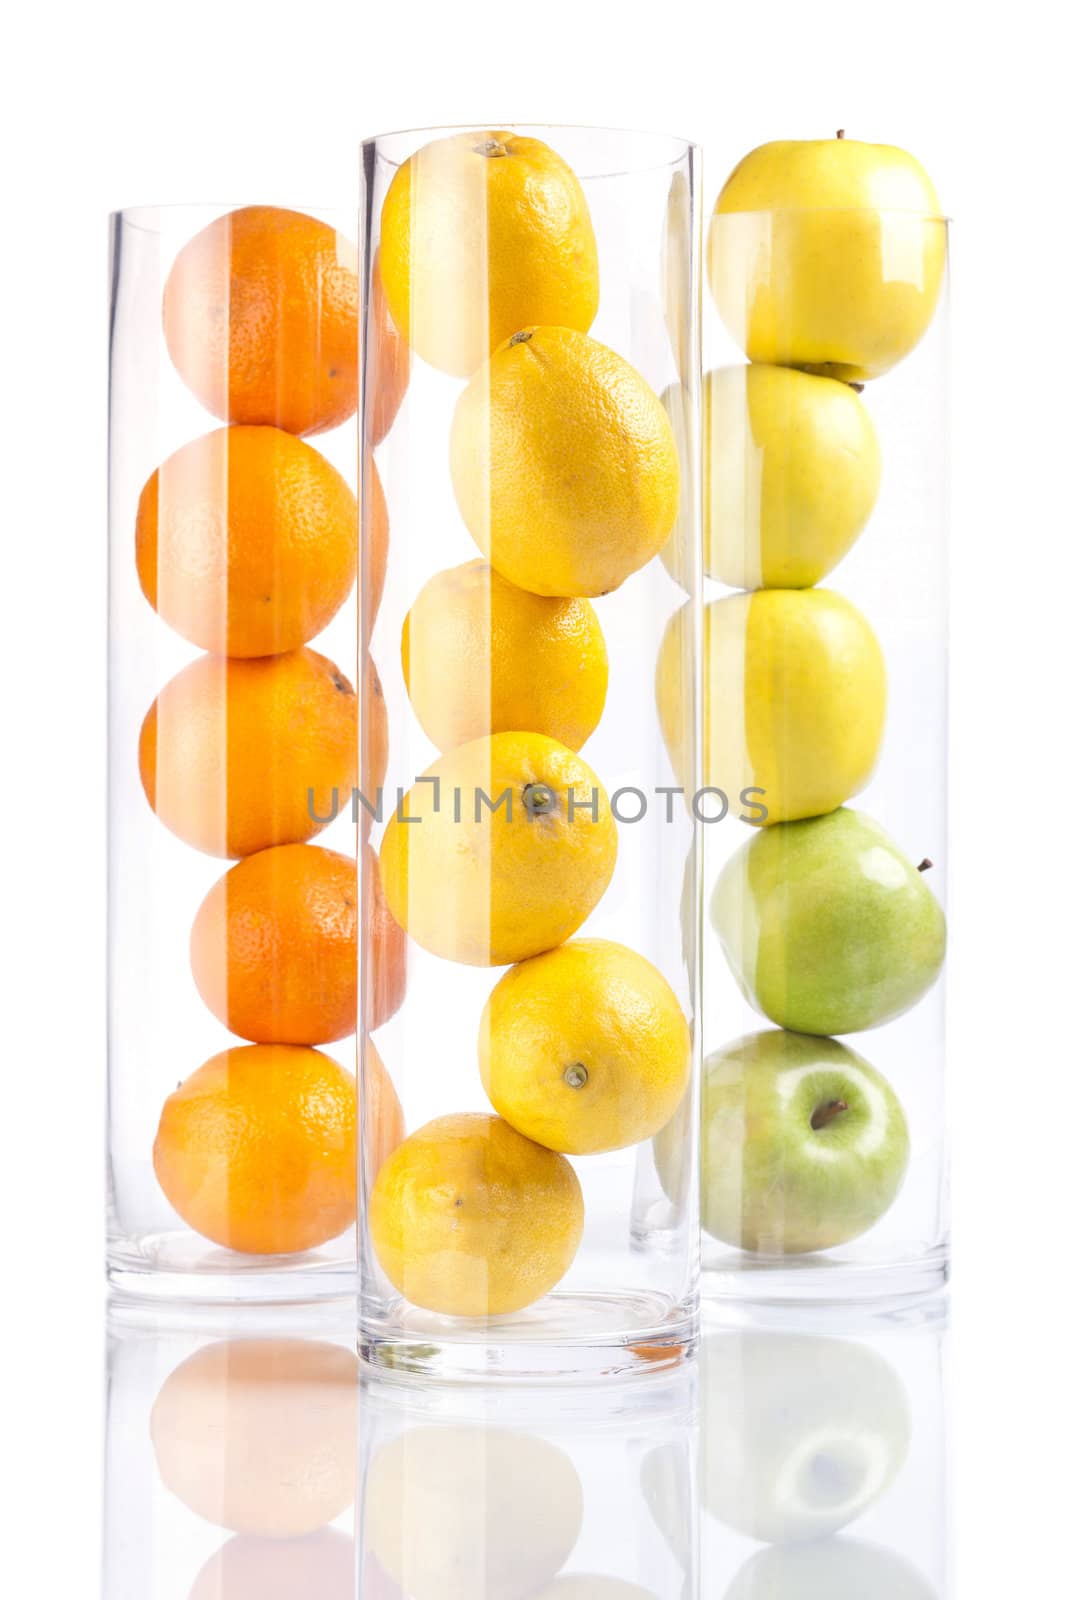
[362,122,699,177]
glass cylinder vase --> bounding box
[357,126,703,1379]
[107,202,386,1300]
[694,192,950,1303]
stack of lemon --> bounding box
[367,132,692,1318]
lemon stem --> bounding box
[510,329,533,347]
[522,782,556,816]
[811,1099,848,1130]
[564,1064,589,1089]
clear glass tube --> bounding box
[357,126,703,1378]
[107,203,370,1300]
[697,208,950,1302]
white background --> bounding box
[2,1,1064,1592]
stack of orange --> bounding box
[140,205,407,1258]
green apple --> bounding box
[723,1538,939,1600]
[711,808,946,1034]
[700,1331,910,1541]
[709,135,946,381]
[656,591,887,823]
[699,1030,909,1254]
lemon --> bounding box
[379,130,598,378]
[479,939,691,1155]
[656,589,887,823]
[379,731,618,967]
[368,1113,584,1317]
[402,559,608,752]
[450,326,680,598]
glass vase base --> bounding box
[701,1245,949,1313]
[107,1231,356,1305]
[359,1290,699,1384]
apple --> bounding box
[698,1030,909,1254]
[723,1538,939,1600]
[699,1330,910,1541]
[709,135,946,382]
[364,1425,583,1600]
[656,591,887,823]
[711,808,947,1034]
[708,365,881,588]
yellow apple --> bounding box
[709,135,945,380]
[662,364,881,590]
[656,588,887,823]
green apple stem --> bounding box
[918,857,934,872]
[811,1099,849,1130]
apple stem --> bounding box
[811,1099,849,1130]
[836,128,846,140]
[917,857,934,872]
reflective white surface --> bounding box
[101,1302,946,1597]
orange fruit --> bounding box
[190,842,407,1045]
[189,1532,362,1600]
[379,130,599,378]
[150,1337,358,1537]
[138,648,386,858]
[134,425,388,657]
[153,1041,403,1255]
[401,559,609,752]
[367,250,410,447]
[163,205,360,438]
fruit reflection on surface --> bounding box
[709,137,945,382]
[190,843,406,1045]
[379,130,599,379]
[188,1530,360,1600]
[686,1031,909,1254]
[150,1338,358,1537]
[723,1538,938,1600]
[667,365,881,591]
[379,732,617,967]
[134,425,385,657]
[711,809,947,1035]
[163,206,362,438]
[153,1041,402,1254]
[534,1582,657,1600]
[699,1331,910,1541]
[450,326,680,599]
[365,1425,583,1600]
[369,1112,583,1316]
[479,938,690,1154]
[402,560,609,753]
[138,648,386,859]
[656,590,886,822]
